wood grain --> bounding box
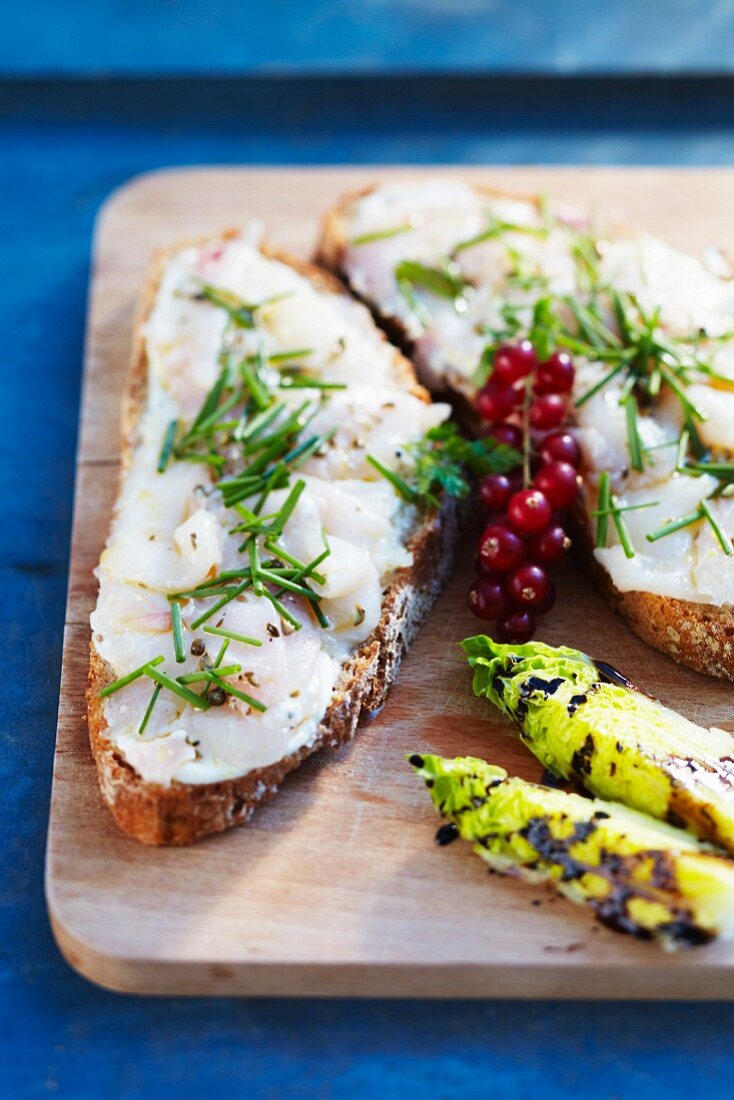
[46,167,734,997]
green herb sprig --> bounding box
[368,422,521,508]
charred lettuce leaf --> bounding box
[410,752,734,949]
[462,636,734,855]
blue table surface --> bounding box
[4,0,734,76]
[5,73,734,1097]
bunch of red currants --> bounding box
[468,339,581,642]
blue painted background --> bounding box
[5,0,734,1094]
[3,0,734,75]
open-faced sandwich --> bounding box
[88,231,496,845]
[320,179,734,678]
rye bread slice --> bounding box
[317,184,734,682]
[87,236,460,845]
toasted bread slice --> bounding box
[318,179,734,681]
[88,232,459,845]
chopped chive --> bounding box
[172,583,244,600]
[247,537,263,596]
[99,655,165,698]
[138,684,162,734]
[367,454,418,503]
[269,479,306,536]
[246,347,313,364]
[589,500,659,517]
[676,429,690,472]
[259,566,322,599]
[240,358,272,411]
[277,375,347,391]
[185,367,229,438]
[157,420,179,473]
[686,415,707,459]
[686,461,734,478]
[170,601,186,664]
[236,401,286,445]
[350,223,414,246]
[453,216,547,254]
[595,472,611,549]
[213,637,230,668]
[646,508,703,543]
[700,498,734,555]
[144,667,210,709]
[396,277,431,328]
[623,394,644,472]
[178,664,242,683]
[190,581,250,630]
[610,496,635,559]
[264,540,328,586]
[658,364,708,422]
[287,429,337,468]
[453,227,502,253]
[306,588,330,628]
[203,625,263,647]
[262,590,302,630]
[648,367,662,398]
[196,284,290,329]
[175,451,226,471]
[208,676,267,713]
[567,298,621,349]
[610,288,633,342]
[395,260,468,302]
[574,363,625,407]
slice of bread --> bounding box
[318,180,734,681]
[88,234,459,845]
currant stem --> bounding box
[522,376,532,489]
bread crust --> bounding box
[571,505,734,681]
[87,234,460,845]
[319,183,734,682]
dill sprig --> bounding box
[369,422,521,508]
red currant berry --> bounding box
[467,576,511,621]
[492,340,537,385]
[478,523,526,573]
[507,489,552,535]
[534,351,575,395]
[476,380,517,424]
[527,524,571,565]
[533,461,579,509]
[486,422,523,450]
[530,393,566,430]
[496,611,536,643]
[507,563,551,609]
[478,473,513,512]
[540,431,581,468]
[533,578,557,616]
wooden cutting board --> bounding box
[47,166,734,997]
